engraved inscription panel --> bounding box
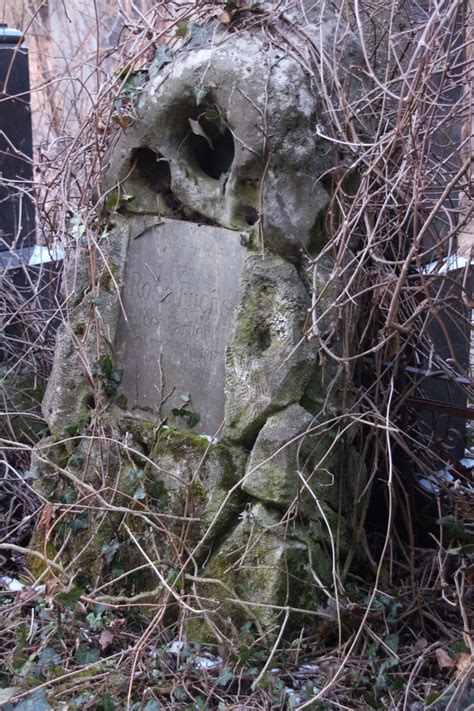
[115,218,247,435]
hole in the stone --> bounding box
[320,174,334,194]
[242,206,259,226]
[187,116,235,180]
[131,147,171,193]
[253,324,271,353]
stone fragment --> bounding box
[30,435,141,580]
[241,404,361,522]
[242,404,313,507]
[224,256,316,443]
[41,216,130,436]
[186,502,329,642]
[144,428,246,559]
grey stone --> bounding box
[104,8,364,257]
[224,256,316,443]
[299,252,358,416]
[34,3,367,635]
[114,217,248,436]
[187,502,330,641]
[42,216,130,435]
[242,404,363,537]
[242,404,314,507]
[143,427,245,559]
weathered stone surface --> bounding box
[299,252,359,417]
[241,404,361,522]
[187,502,330,641]
[30,435,134,580]
[144,428,245,559]
[224,256,316,443]
[114,218,248,436]
[41,216,131,435]
[104,8,363,257]
[242,404,313,507]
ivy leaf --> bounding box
[111,369,124,385]
[55,586,84,610]
[8,688,52,710]
[35,647,61,673]
[70,514,89,532]
[133,483,147,501]
[176,20,189,37]
[101,540,120,565]
[193,86,208,106]
[143,701,162,711]
[189,24,208,47]
[150,480,169,507]
[384,633,399,654]
[98,355,112,377]
[76,645,100,665]
[100,695,117,711]
[186,411,200,429]
[205,108,229,133]
[215,666,234,687]
[151,45,172,73]
[86,612,104,631]
[123,71,146,96]
[437,514,465,540]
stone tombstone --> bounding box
[114,218,247,435]
[37,1,366,642]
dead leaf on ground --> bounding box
[435,648,454,669]
[455,652,472,675]
[99,629,114,651]
[218,11,233,24]
[414,637,428,651]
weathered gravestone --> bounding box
[35,2,366,643]
[115,218,247,435]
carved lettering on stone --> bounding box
[115,218,247,435]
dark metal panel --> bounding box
[0,23,35,252]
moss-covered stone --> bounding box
[186,502,329,643]
[117,414,160,452]
[42,216,131,436]
[224,257,318,445]
[103,6,365,257]
[144,427,246,561]
[30,431,155,585]
[242,404,313,507]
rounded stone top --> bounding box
[105,3,364,258]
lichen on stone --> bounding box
[224,256,317,444]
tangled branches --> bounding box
[1,0,472,708]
